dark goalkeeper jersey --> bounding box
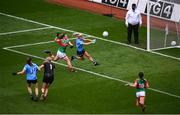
[44,62,55,77]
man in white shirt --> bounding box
[125,3,142,44]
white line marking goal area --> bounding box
[0,27,53,36]
[3,41,180,100]
[0,12,179,61]
[1,12,180,99]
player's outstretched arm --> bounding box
[68,41,74,48]
[39,64,44,71]
[83,42,92,45]
[54,37,60,42]
[125,81,137,88]
[145,80,149,88]
[17,70,25,75]
[12,70,25,76]
[84,38,92,42]
[83,39,96,45]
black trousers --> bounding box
[127,23,139,44]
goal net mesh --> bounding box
[148,0,180,50]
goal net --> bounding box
[147,0,180,50]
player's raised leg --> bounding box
[139,96,146,112]
[84,51,98,66]
[63,56,74,72]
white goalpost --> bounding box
[147,0,151,51]
[146,0,180,51]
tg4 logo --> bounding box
[145,0,174,19]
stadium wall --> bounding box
[49,0,177,30]
[89,0,180,23]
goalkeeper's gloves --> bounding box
[12,72,17,76]
[91,39,96,44]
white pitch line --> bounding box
[1,11,180,100]
[151,51,180,60]
[0,12,180,61]
[4,40,54,49]
[3,10,176,59]
[3,47,180,99]
[0,12,53,28]
[0,27,53,36]
[3,38,76,49]
[152,46,180,51]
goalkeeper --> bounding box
[71,33,98,66]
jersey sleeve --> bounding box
[55,37,60,42]
[23,65,27,71]
[34,64,39,71]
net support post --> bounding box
[147,0,150,51]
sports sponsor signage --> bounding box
[144,0,174,19]
[89,0,180,22]
[102,0,129,9]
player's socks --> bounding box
[68,68,77,72]
[40,94,45,101]
[93,61,99,66]
[71,56,77,61]
[30,94,34,100]
[142,105,146,112]
[43,96,48,101]
[34,95,39,102]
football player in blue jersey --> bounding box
[12,57,40,101]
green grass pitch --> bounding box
[0,0,180,114]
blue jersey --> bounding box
[23,63,38,80]
[76,38,84,52]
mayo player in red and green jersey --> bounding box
[127,72,149,112]
[50,32,74,72]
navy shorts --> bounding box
[27,79,38,84]
[77,49,85,57]
[43,75,54,84]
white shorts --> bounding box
[56,50,66,59]
[136,91,145,97]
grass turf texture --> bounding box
[0,0,180,114]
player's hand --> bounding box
[91,39,96,44]
[70,46,74,49]
[139,22,142,27]
[125,82,131,86]
[125,22,128,27]
[12,72,17,76]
